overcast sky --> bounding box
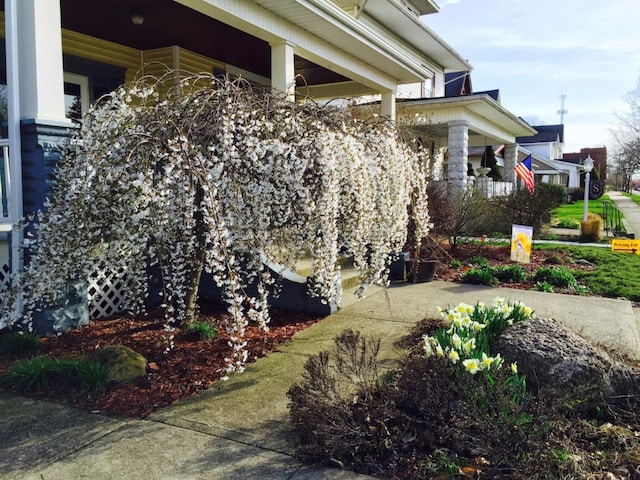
[423,0,640,153]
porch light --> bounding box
[582,155,594,222]
[131,11,144,25]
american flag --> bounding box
[514,155,535,194]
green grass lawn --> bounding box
[536,243,640,301]
[622,191,640,206]
[551,195,612,228]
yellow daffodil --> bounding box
[462,338,476,354]
[481,352,493,370]
[463,358,481,374]
[448,349,460,364]
[511,362,518,375]
[473,322,486,332]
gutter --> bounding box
[298,0,466,80]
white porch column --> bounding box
[17,0,67,122]
[5,0,24,277]
[270,40,296,101]
[447,120,469,189]
[503,143,518,183]
[381,91,396,121]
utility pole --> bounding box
[557,89,568,124]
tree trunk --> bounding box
[183,184,207,324]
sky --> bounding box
[423,0,640,154]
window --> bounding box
[64,72,89,125]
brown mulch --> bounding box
[0,243,594,419]
[0,302,322,418]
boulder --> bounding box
[492,317,636,408]
[92,344,147,383]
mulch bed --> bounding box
[0,302,321,418]
[0,243,596,418]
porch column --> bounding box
[14,0,72,218]
[504,143,517,183]
[270,40,296,101]
[381,91,396,121]
[17,0,67,122]
[447,120,469,189]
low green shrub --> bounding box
[2,355,56,392]
[491,264,527,283]
[555,218,580,229]
[183,321,218,340]
[532,266,577,288]
[535,281,554,292]
[469,256,490,268]
[56,358,109,392]
[0,332,42,357]
[2,355,109,393]
[461,267,496,286]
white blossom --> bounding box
[0,72,431,374]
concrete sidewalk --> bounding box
[606,191,640,237]
[2,281,639,480]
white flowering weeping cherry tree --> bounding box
[3,72,430,373]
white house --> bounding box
[0,1,538,321]
[0,0,475,280]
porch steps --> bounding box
[294,255,362,291]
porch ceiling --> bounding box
[397,94,537,146]
[58,0,349,86]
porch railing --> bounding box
[474,176,514,198]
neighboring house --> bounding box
[563,147,608,181]
[516,125,606,189]
[391,71,536,189]
[516,124,565,162]
[520,149,582,189]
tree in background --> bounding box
[480,145,502,180]
[612,76,640,192]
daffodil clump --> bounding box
[422,297,534,377]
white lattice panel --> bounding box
[87,265,128,319]
[0,259,10,293]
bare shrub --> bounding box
[426,182,490,250]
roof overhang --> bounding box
[396,94,536,145]
[224,0,471,84]
[359,0,470,72]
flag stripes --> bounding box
[514,155,535,194]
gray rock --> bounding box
[574,259,594,266]
[91,344,147,383]
[493,318,622,407]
